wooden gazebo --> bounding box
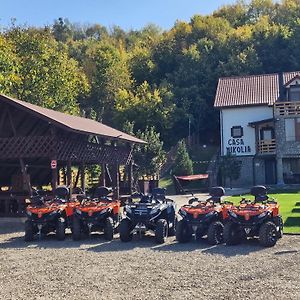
[0,94,145,216]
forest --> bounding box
[1,0,300,168]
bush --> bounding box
[172,140,193,176]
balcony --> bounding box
[274,101,300,116]
[257,139,276,154]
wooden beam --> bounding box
[67,160,72,199]
[80,164,85,194]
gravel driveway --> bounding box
[0,223,299,300]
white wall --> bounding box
[220,106,273,156]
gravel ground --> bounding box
[0,226,299,300]
[0,192,299,300]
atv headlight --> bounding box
[125,206,132,214]
[204,211,215,218]
[26,210,32,216]
[99,208,109,214]
[179,209,187,217]
[150,207,160,215]
[258,212,267,218]
[228,210,237,218]
[49,210,59,216]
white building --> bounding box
[214,71,300,186]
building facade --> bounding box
[214,71,300,187]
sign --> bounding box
[51,160,57,169]
[226,138,251,154]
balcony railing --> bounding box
[274,101,300,116]
[257,139,276,154]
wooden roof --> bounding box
[0,94,146,144]
[214,71,300,108]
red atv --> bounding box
[223,185,283,247]
[72,187,121,241]
[25,186,79,241]
[176,187,229,245]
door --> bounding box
[265,160,277,184]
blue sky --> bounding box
[1,0,237,30]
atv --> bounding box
[176,187,228,245]
[119,188,177,244]
[72,186,121,241]
[223,185,283,247]
[24,186,72,241]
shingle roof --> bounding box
[0,94,146,144]
[214,71,300,108]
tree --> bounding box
[6,27,90,114]
[133,126,166,178]
[219,154,242,188]
[172,140,193,176]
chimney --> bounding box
[278,72,285,101]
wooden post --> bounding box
[67,160,72,199]
[51,161,58,191]
[80,164,86,194]
[100,163,106,186]
[129,159,133,194]
[112,163,120,199]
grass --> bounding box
[227,191,300,234]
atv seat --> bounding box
[251,185,269,202]
[54,186,69,201]
[208,186,225,203]
[94,186,112,200]
[152,188,166,201]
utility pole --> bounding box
[188,115,191,148]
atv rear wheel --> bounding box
[56,218,66,241]
[223,221,240,245]
[72,215,82,241]
[168,216,177,236]
[155,219,168,244]
[259,221,278,247]
[119,219,133,242]
[104,217,114,241]
[24,220,34,242]
[207,221,224,245]
[176,220,192,243]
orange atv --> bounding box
[72,186,121,241]
[24,186,78,241]
[176,187,229,245]
[223,185,283,247]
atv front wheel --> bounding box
[155,219,168,244]
[223,222,240,245]
[56,218,66,241]
[104,217,114,241]
[168,216,177,236]
[119,219,133,242]
[259,221,278,247]
[176,220,192,243]
[207,221,224,245]
[72,216,82,241]
[24,220,34,242]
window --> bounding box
[285,118,300,141]
[260,128,273,140]
[231,126,243,138]
[289,86,300,102]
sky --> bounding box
[0,0,237,30]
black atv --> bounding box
[72,186,121,241]
[119,188,177,244]
[24,186,70,241]
[176,187,226,245]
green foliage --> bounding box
[133,126,166,178]
[172,140,193,176]
[5,27,90,114]
[3,1,300,151]
[219,154,242,188]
